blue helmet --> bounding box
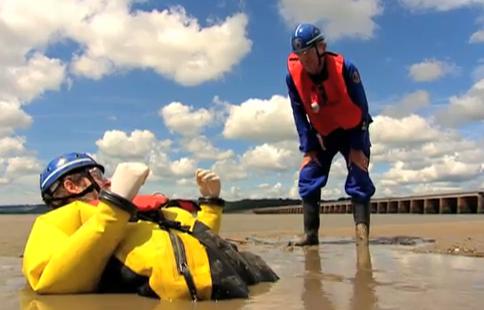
[40,152,104,196]
[291,23,325,53]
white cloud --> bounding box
[381,156,482,185]
[1,1,251,86]
[469,29,484,43]
[256,182,286,198]
[380,90,430,117]
[170,158,197,177]
[7,54,65,102]
[72,6,251,86]
[399,0,484,11]
[223,95,296,142]
[175,177,195,187]
[288,171,300,198]
[241,143,298,171]
[70,55,114,80]
[160,102,214,136]
[183,136,234,160]
[226,185,244,200]
[96,129,172,159]
[373,136,479,165]
[0,53,66,104]
[278,0,383,40]
[0,101,32,136]
[436,79,484,126]
[211,158,248,181]
[370,109,484,197]
[321,187,344,199]
[371,114,441,145]
[4,156,42,177]
[408,59,456,82]
[0,136,26,156]
[145,151,173,179]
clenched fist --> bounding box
[196,169,221,198]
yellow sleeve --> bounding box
[22,200,130,294]
[161,202,223,234]
[196,203,223,234]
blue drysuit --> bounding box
[286,56,375,203]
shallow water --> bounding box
[3,237,484,310]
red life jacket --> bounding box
[287,52,362,136]
[89,194,200,213]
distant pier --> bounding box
[252,190,484,215]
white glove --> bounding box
[110,162,150,201]
[196,169,221,198]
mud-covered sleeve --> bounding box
[286,74,320,153]
[22,201,131,294]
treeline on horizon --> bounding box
[224,198,303,213]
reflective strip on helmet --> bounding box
[40,158,95,189]
[294,24,304,37]
[306,33,324,45]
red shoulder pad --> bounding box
[133,194,169,212]
[167,199,200,213]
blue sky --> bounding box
[0,0,483,204]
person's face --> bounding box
[297,42,326,75]
[87,167,111,190]
[63,167,111,200]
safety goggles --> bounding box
[294,45,314,56]
[87,166,107,183]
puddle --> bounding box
[2,236,483,310]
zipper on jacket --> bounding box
[168,230,199,301]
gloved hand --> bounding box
[110,163,150,201]
[196,169,221,198]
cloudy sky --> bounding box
[0,0,483,204]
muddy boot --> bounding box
[355,223,372,269]
[352,201,370,241]
[353,201,371,269]
[293,233,319,246]
[355,223,369,245]
[293,199,320,246]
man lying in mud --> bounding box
[22,152,278,301]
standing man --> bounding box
[286,23,375,247]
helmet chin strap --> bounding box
[315,45,325,72]
[47,183,97,203]
[44,173,102,207]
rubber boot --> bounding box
[355,223,372,270]
[293,199,320,246]
[353,201,372,269]
[352,201,370,242]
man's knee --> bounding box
[299,178,327,201]
[345,167,375,201]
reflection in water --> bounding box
[300,244,378,310]
[19,289,152,310]
[351,244,378,310]
[301,247,335,310]
[18,288,248,310]
[12,239,484,310]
